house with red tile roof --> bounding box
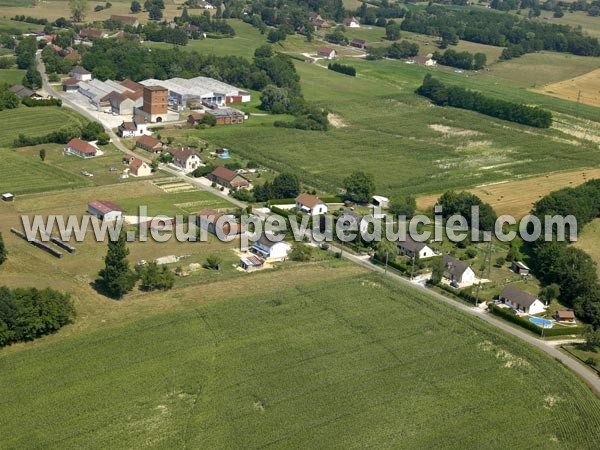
[65,138,97,158]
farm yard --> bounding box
[1,272,600,448]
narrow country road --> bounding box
[37,52,600,395]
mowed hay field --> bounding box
[538,68,600,107]
[1,273,600,449]
[0,68,25,85]
[416,167,600,218]
[574,218,600,277]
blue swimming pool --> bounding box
[529,317,553,328]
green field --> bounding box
[1,272,599,448]
[0,68,25,85]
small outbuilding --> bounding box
[511,261,530,276]
[87,201,124,221]
[556,310,576,323]
[240,255,265,272]
[2,193,15,202]
[372,195,389,209]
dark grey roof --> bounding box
[9,84,35,98]
[398,236,429,253]
[500,285,539,308]
[442,255,471,279]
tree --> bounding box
[289,242,312,261]
[98,229,137,298]
[473,53,487,70]
[22,66,42,90]
[540,283,560,304]
[375,239,396,263]
[495,257,505,267]
[138,262,174,291]
[389,195,416,218]
[149,5,163,21]
[385,20,401,40]
[584,327,600,350]
[0,232,7,265]
[130,0,141,13]
[343,171,375,203]
[39,148,46,162]
[260,84,289,114]
[69,0,88,22]
[431,257,445,284]
[271,173,300,199]
[205,254,222,270]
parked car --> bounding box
[450,281,459,289]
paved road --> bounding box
[38,52,600,394]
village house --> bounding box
[251,232,291,261]
[135,135,164,153]
[296,193,328,216]
[408,56,437,66]
[207,167,250,190]
[64,137,97,158]
[122,154,136,165]
[79,28,107,39]
[337,210,369,234]
[309,13,331,29]
[499,285,546,315]
[372,195,389,209]
[187,112,205,126]
[87,201,123,221]
[167,147,201,172]
[442,255,476,286]
[195,208,242,237]
[70,67,92,81]
[9,85,42,100]
[117,119,148,138]
[64,49,81,63]
[109,15,140,27]
[350,38,367,49]
[397,237,436,259]
[129,158,152,177]
[342,17,361,28]
[317,47,336,59]
[511,261,530,276]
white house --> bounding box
[64,137,97,158]
[342,17,360,28]
[296,193,328,215]
[251,233,290,261]
[397,237,436,259]
[167,147,201,172]
[372,195,389,209]
[70,66,92,81]
[117,120,148,138]
[87,201,123,221]
[442,255,476,285]
[337,210,369,234]
[499,285,546,315]
[317,46,336,59]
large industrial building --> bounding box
[139,76,251,107]
[75,79,143,113]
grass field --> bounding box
[1,271,600,448]
[574,218,600,277]
[0,68,25,85]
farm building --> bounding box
[251,233,290,261]
[442,255,475,285]
[556,310,576,323]
[187,112,205,125]
[342,17,360,28]
[372,195,389,208]
[10,85,42,100]
[499,285,546,315]
[207,167,249,190]
[129,158,152,177]
[64,138,97,158]
[309,13,331,29]
[240,255,264,272]
[70,67,92,81]
[140,76,251,107]
[87,201,123,221]
[118,119,148,138]
[79,28,107,39]
[167,147,201,172]
[205,107,245,125]
[408,56,437,66]
[511,261,530,276]
[109,15,139,27]
[122,154,136,165]
[136,135,164,153]
[397,237,436,259]
[317,47,336,59]
[195,208,242,237]
[62,77,80,92]
[350,38,367,49]
[296,193,328,215]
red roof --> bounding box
[136,135,162,148]
[130,158,146,169]
[88,201,123,214]
[296,193,324,209]
[65,137,96,155]
[120,79,144,93]
[62,77,80,86]
[211,166,239,182]
[317,46,334,54]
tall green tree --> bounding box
[130,0,141,13]
[0,232,7,265]
[98,229,137,298]
[69,0,89,22]
[271,172,300,199]
[343,171,375,203]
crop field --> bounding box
[0,68,25,85]
[0,17,42,33]
[538,68,600,108]
[416,167,600,218]
[1,272,600,448]
[534,10,600,39]
[0,106,87,147]
[574,218,600,277]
